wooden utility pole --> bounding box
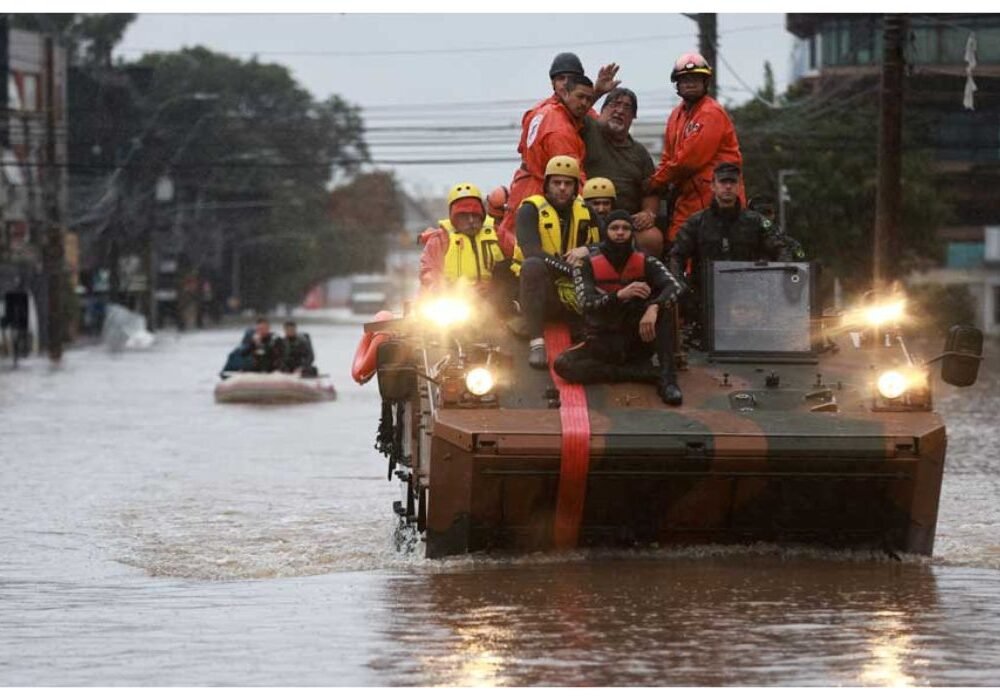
[682,13,718,97]
[873,14,907,291]
[43,35,64,361]
[697,13,718,98]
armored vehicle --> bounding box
[354,261,983,558]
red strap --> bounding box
[544,323,591,549]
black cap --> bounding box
[549,52,585,78]
[713,162,741,181]
[604,209,634,229]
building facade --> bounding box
[787,13,1000,335]
[1,23,69,350]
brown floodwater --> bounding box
[1,324,998,685]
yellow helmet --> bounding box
[447,182,483,206]
[544,155,581,181]
[582,177,616,201]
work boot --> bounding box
[528,343,548,369]
[658,376,683,406]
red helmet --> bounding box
[670,52,713,82]
[486,185,509,219]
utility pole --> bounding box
[873,14,907,291]
[42,34,64,361]
[684,13,718,98]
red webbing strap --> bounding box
[544,323,591,549]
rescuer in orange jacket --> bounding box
[646,52,744,244]
[497,53,620,254]
[498,73,597,255]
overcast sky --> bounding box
[115,12,795,198]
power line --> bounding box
[115,22,782,59]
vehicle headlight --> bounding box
[876,370,908,399]
[420,297,472,328]
[863,299,906,326]
[465,367,495,396]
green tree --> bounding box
[125,47,372,311]
[12,13,136,66]
[731,75,948,298]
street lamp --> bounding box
[778,168,800,234]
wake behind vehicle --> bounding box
[356,261,983,558]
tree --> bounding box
[11,13,136,67]
[113,47,372,311]
[730,74,948,299]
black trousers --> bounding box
[554,306,676,384]
[519,257,576,339]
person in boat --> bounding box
[554,209,684,405]
[581,87,664,256]
[418,182,517,316]
[667,162,791,331]
[581,176,616,230]
[222,316,281,374]
[276,320,317,376]
[511,155,601,369]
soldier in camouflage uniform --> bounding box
[667,163,791,331]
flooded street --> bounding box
[2,323,1000,686]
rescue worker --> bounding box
[419,182,515,314]
[582,177,616,227]
[513,155,600,369]
[747,194,806,261]
[499,72,603,254]
[276,320,316,376]
[667,163,790,324]
[581,87,664,256]
[500,54,621,251]
[646,52,744,244]
[555,210,684,405]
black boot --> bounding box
[658,375,683,406]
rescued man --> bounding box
[512,155,600,369]
[225,316,281,373]
[580,87,664,256]
[276,320,316,376]
[419,182,515,315]
[667,162,790,327]
[554,210,684,405]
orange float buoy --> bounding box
[351,310,395,384]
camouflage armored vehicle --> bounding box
[355,261,983,558]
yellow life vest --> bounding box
[511,195,599,311]
[440,219,504,284]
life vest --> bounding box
[589,251,646,294]
[510,195,598,311]
[439,219,504,284]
